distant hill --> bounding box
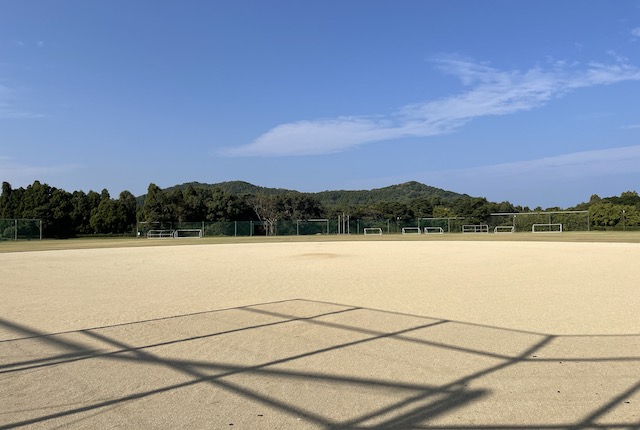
[163,181,291,196]
[314,181,468,206]
[155,180,467,206]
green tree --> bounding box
[140,183,171,225]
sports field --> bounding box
[1,234,638,429]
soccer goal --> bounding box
[462,224,489,233]
[364,227,383,235]
[173,229,203,238]
[402,227,421,235]
[147,229,175,238]
[297,219,329,235]
[423,227,444,234]
[494,225,515,233]
[532,223,563,233]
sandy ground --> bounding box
[1,240,638,429]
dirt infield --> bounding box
[1,240,638,428]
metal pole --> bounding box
[15,219,17,241]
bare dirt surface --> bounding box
[1,240,639,429]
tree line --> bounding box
[1,180,639,238]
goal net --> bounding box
[147,229,175,238]
[493,225,514,233]
[462,224,489,233]
[423,227,444,234]
[402,227,421,235]
[364,227,382,235]
[297,219,329,235]
[173,229,203,238]
[532,223,563,233]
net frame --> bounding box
[462,224,489,233]
[363,227,383,235]
[173,229,203,238]
[532,223,563,233]
[296,219,330,235]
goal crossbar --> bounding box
[147,229,175,238]
[532,223,563,233]
[173,229,203,238]
[494,226,514,233]
[462,224,489,233]
[364,227,383,235]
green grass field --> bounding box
[2,230,640,253]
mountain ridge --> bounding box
[158,180,469,206]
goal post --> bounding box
[532,223,563,233]
[401,227,421,235]
[462,224,489,233]
[363,227,383,235]
[147,229,175,238]
[423,227,444,234]
[173,229,203,238]
[493,225,514,233]
[418,217,464,233]
[297,219,329,235]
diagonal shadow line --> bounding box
[369,389,488,430]
[570,380,640,429]
[84,320,516,430]
[0,351,103,371]
[1,318,450,428]
[368,424,639,429]
[79,324,509,430]
[243,307,640,364]
[90,324,640,430]
[336,335,556,429]
[303,299,640,338]
[110,354,457,393]
[0,317,101,354]
[83,319,449,384]
[0,298,312,343]
[0,307,360,374]
[81,327,341,427]
[3,299,638,429]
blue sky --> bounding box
[1,0,640,208]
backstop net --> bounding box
[0,219,42,241]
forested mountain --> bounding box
[314,181,467,206]
[163,181,292,197]
[159,180,467,206]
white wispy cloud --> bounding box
[631,27,640,38]
[449,145,640,178]
[222,55,640,157]
[622,124,640,129]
